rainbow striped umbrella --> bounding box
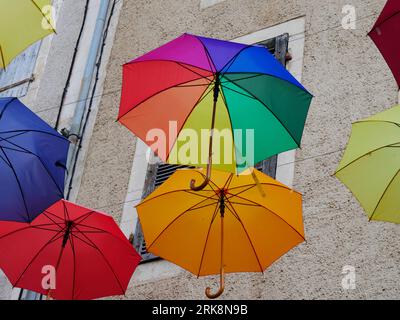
[118,34,313,190]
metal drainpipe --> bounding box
[65,0,110,197]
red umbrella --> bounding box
[368,0,400,86]
[0,200,141,300]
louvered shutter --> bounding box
[133,163,192,262]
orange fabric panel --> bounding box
[119,61,213,118]
[119,78,213,160]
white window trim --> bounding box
[200,0,226,9]
[121,16,307,283]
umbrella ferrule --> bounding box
[213,73,221,102]
[219,191,225,217]
[62,221,74,248]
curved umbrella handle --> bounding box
[190,161,211,191]
[205,267,225,299]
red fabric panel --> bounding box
[119,60,214,118]
[119,78,213,161]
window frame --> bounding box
[134,33,290,262]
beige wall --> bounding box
[76,0,400,299]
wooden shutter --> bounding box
[254,33,290,178]
[133,163,192,262]
[0,42,40,97]
[133,33,290,261]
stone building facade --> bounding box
[1,0,400,300]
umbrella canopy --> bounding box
[368,0,400,86]
[118,33,313,190]
[136,168,304,298]
[0,199,141,300]
[0,0,56,69]
[0,97,69,223]
[335,105,400,223]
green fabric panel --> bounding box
[221,78,299,169]
[222,73,312,145]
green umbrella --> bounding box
[335,105,400,223]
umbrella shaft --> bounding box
[213,73,220,102]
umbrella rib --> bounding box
[220,45,253,76]
[219,88,243,174]
[72,210,96,225]
[137,183,215,207]
[0,223,61,242]
[0,131,29,141]
[0,145,30,155]
[118,70,213,120]
[192,36,217,72]
[230,193,305,241]
[220,84,259,100]
[224,79,301,148]
[187,201,220,212]
[30,0,56,33]
[224,198,264,273]
[72,226,126,295]
[220,73,264,83]
[184,190,218,199]
[176,62,215,82]
[0,135,65,196]
[42,210,67,223]
[334,141,400,175]
[226,185,258,199]
[0,129,69,141]
[42,212,65,230]
[165,86,214,163]
[13,229,66,288]
[0,147,31,222]
[227,182,295,193]
[196,202,220,277]
[124,59,214,75]
[369,168,400,221]
[146,195,217,251]
[72,221,136,251]
[354,120,400,127]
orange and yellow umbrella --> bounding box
[136,168,305,298]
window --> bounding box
[254,33,290,178]
[0,42,40,97]
[200,0,226,9]
[133,33,291,262]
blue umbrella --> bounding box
[0,97,69,222]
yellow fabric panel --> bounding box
[365,104,400,123]
[168,86,236,173]
[0,0,55,68]
[372,169,400,224]
[337,146,400,218]
[336,121,400,172]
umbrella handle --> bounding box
[205,267,225,299]
[206,209,225,299]
[190,160,211,191]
